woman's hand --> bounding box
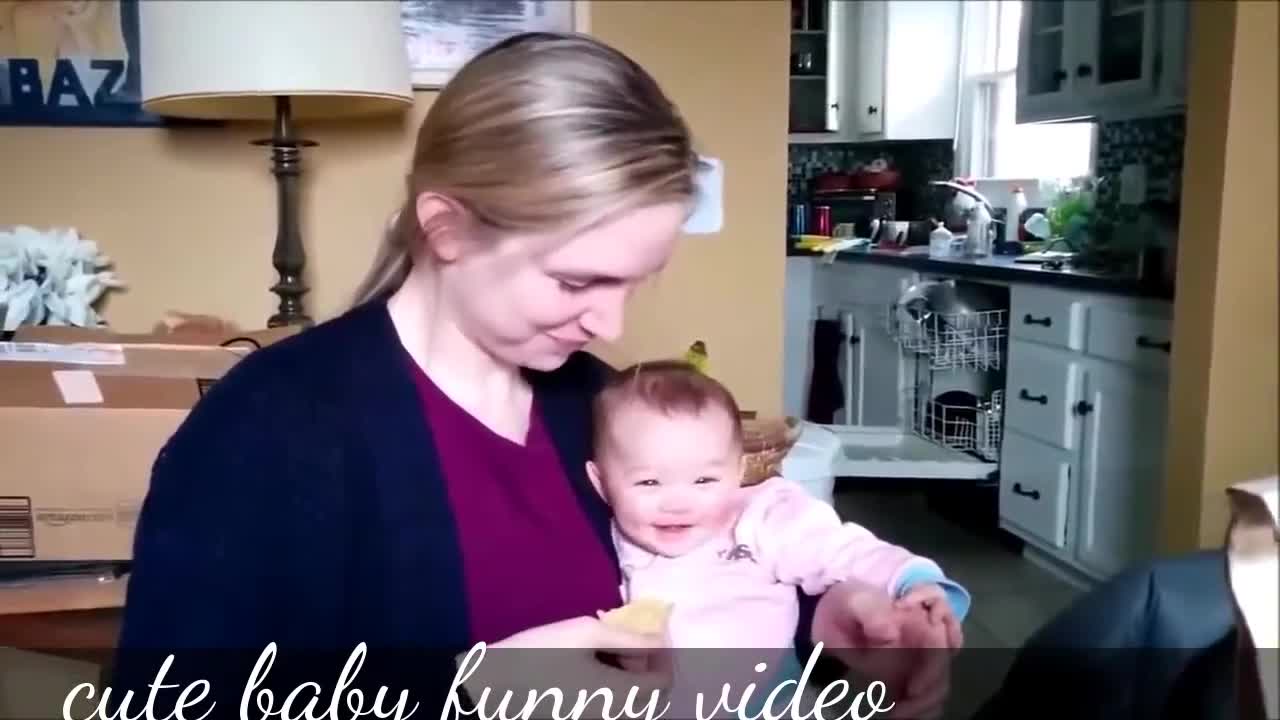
[811,579,902,650]
[895,583,964,650]
[810,580,954,720]
[454,616,672,720]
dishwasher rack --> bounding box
[887,304,1007,372]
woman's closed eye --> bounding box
[556,277,592,293]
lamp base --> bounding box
[251,96,316,328]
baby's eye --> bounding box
[635,478,659,487]
[695,476,720,485]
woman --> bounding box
[113,32,951,718]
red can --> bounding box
[812,205,832,236]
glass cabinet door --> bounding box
[789,0,837,134]
[1080,0,1159,101]
[1023,1,1068,97]
[1016,0,1075,122]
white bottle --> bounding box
[1010,186,1029,245]
[929,222,955,259]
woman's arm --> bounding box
[110,357,347,711]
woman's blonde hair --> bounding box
[352,32,699,306]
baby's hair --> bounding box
[592,360,743,453]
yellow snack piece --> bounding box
[599,598,673,635]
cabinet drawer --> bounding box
[1086,306,1173,373]
[1010,285,1089,351]
[1005,340,1083,450]
[999,432,1072,550]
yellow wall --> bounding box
[0,1,790,415]
[1163,0,1279,550]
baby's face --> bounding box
[590,404,744,557]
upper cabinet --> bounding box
[790,0,962,143]
[1016,0,1188,124]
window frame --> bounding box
[954,0,1098,181]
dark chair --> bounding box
[969,550,1240,720]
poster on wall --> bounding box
[402,0,584,89]
[0,0,166,127]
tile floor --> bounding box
[832,485,1082,719]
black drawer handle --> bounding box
[1136,336,1171,353]
[1023,314,1053,327]
[1013,483,1041,501]
[1019,389,1049,405]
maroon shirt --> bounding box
[409,358,622,644]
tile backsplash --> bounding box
[788,113,1186,228]
[1095,113,1186,205]
[787,140,954,195]
[787,140,955,219]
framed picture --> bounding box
[402,0,588,90]
[0,0,168,127]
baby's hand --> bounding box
[895,583,963,650]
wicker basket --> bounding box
[741,415,802,486]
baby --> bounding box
[586,360,968,716]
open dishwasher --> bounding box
[814,273,1010,481]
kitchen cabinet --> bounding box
[999,283,1172,584]
[1016,0,1187,124]
[784,258,909,427]
[821,260,911,427]
[790,0,962,142]
[1074,357,1167,578]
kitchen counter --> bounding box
[787,247,1174,300]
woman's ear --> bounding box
[585,460,606,498]
[414,192,468,263]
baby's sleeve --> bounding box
[742,479,968,619]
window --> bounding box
[956,1,1096,179]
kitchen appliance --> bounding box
[810,188,896,240]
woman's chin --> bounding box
[517,347,577,371]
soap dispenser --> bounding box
[928,222,955,259]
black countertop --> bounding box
[787,247,1175,300]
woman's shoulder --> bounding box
[200,302,396,401]
[167,302,403,451]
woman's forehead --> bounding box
[538,202,687,278]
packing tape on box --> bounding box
[0,341,125,365]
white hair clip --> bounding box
[682,156,723,235]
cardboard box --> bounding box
[0,325,296,563]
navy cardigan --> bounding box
[111,299,817,711]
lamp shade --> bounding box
[140,0,414,120]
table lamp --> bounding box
[139,1,414,327]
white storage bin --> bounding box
[780,423,842,506]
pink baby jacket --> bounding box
[612,476,963,718]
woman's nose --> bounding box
[579,286,628,342]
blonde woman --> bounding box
[113,32,952,719]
